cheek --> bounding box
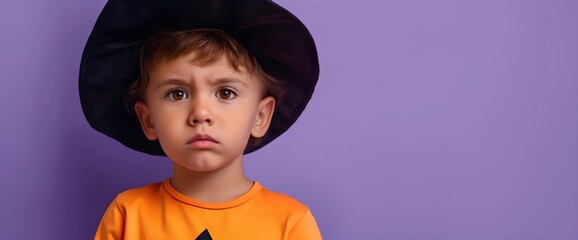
[222,103,258,133]
[150,106,187,133]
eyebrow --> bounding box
[154,79,188,90]
[153,77,249,90]
[212,77,249,88]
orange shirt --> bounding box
[95,179,322,239]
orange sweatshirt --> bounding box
[95,179,321,239]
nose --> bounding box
[190,115,212,125]
[188,95,213,127]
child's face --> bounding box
[134,53,275,172]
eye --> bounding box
[166,89,188,101]
[216,88,237,100]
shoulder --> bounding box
[112,181,165,208]
[254,184,311,215]
[255,185,322,239]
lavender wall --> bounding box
[1,0,577,239]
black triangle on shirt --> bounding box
[195,229,213,240]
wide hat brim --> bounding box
[79,0,319,155]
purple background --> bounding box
[1,0,577,239]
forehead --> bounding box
[153,52,237,76]
[148,52,262,88]
[149,45,253,75]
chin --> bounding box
[172,156,225,172]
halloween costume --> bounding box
[95,179,321,240]
[80,0,321,238]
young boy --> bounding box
[79,0,320,239]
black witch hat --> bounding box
[79,0,319,155]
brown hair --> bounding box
[126,29,284,148]
[126,29,284,106]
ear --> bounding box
[251,96,275,138]
[134,101,158,140]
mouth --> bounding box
[186,134,218,148]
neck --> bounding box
[170,156,253,203]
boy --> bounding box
[79,0,320,239]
